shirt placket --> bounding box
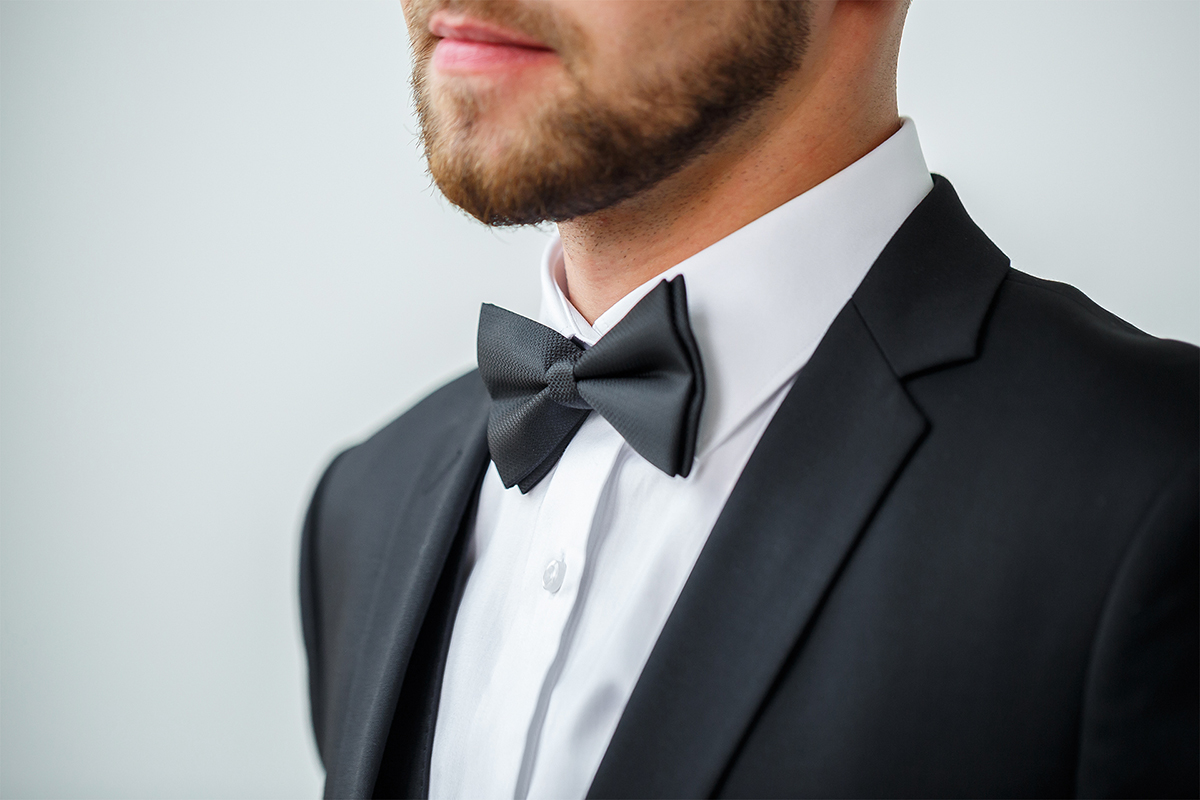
[455,415,625,799]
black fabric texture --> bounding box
[300,176,1199,799]
[369,476,482,800]
[477,275,704,492]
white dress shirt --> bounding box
[429,119,934,800]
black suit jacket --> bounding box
[300,178,1199,798]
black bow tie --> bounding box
[477,276,705,493]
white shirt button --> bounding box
[542,559,565,593]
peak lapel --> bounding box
[588,176,1010,799]
[324,392,491,799]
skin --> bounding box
[402,0,909,323]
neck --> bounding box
[556,2,903,324]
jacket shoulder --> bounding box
[312,369,489,570]
[972,268,1197,445]
[325,369,489,501]
[345,369,488,463]
[903,265,1197,571]
[1001,269,1176,342]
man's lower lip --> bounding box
[432,38,557,73]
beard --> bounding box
[407,1,811,227]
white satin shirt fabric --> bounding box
[429,119,935,800]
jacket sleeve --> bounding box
[1075,452,1199,798]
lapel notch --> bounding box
[852,175,1010,378]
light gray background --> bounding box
[1,1,1196,797]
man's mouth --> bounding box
[429,12,558,73]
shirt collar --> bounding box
[536,118,934,459]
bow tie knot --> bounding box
[478,276,705,493]
[545,352,589,409]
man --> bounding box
[299,1,1198,797]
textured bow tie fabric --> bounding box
[477,276,705,493]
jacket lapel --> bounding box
[588,302,927,799]
[324,386,491,799]
[588,177,1009,799]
